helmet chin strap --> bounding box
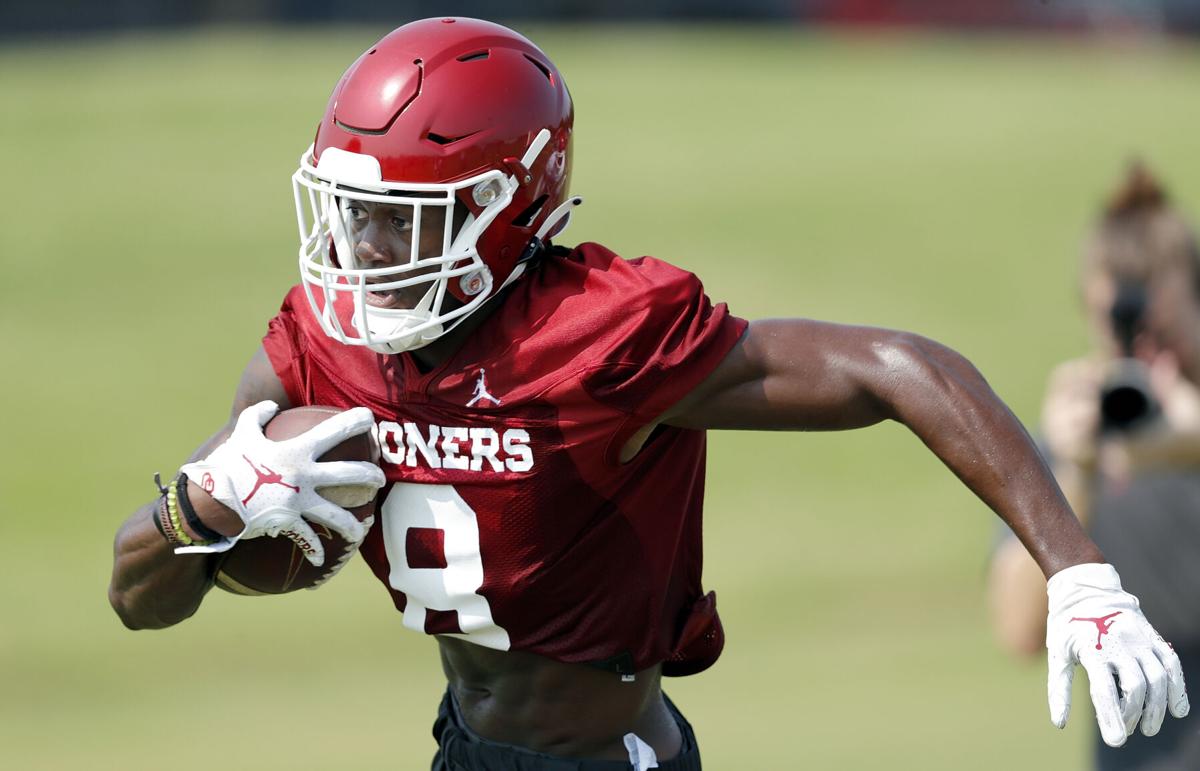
[353,281,444,354]
[535,196,583,242]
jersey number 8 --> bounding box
[379,483,511,650]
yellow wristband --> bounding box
[166,488,195,547]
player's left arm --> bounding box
[660,318,1188,746]
[662,318,1095,577]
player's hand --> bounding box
[1046,562,1189,747]
[177,401,386,566]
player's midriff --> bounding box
[437,637,683,761]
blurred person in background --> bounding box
[109,18,1188,770]
[989,163,1200,770]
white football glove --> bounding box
[1046,562,1189,747]
[176,400,386,567]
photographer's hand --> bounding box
[1113,352,1200,473]
[1041,358,1104,527]
[1042,358,1103,470]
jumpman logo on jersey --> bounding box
[466,368,502,407]
[241,454,299,505]
[1071,611,1122,650]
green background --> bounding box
[3,24,1198,769]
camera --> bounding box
[1099,281,1159,432]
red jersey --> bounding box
[262,242,748,675]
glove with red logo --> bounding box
[1046,562,1189,747]
[176,401,386,567]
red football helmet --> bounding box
[292,18,577,353]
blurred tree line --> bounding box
[4,0,1199,40]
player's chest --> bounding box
[306,352,617,493]
[355,381,614,490]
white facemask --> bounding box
[291,132,555,354]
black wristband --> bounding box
[150,496,170,540]
[175,474,224,543]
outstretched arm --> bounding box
[661,318,1188,746]
[987,357,1104,657]
[661,318,1102,576]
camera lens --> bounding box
[1100,384,1152,429]
[1099,359,1159,432]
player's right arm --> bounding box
[108,346,290,630]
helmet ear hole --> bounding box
[511,195,548,229]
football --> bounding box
[213,406,381,596]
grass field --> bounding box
[2,23,1199,770]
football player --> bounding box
[109,18,1188,770]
